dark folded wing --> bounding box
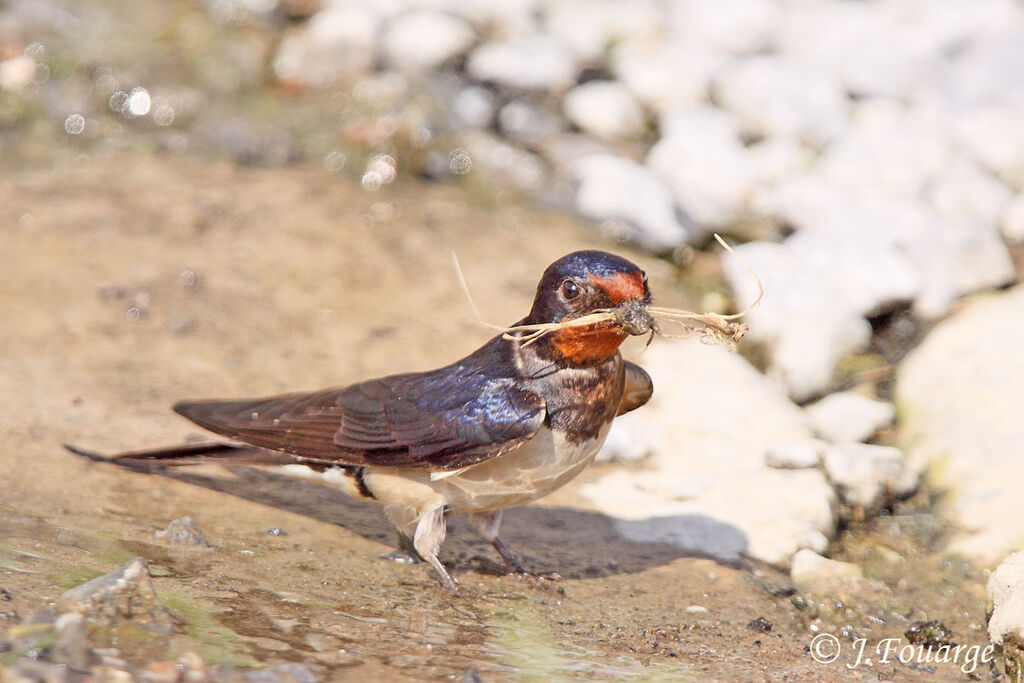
[173,365,546,470]
[617,361,653,416]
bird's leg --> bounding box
[414,506,456,591]
[469,511,526,574]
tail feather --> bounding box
[63,441,304,470]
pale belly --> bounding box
[279,424,611,518]
[435,423,611,513]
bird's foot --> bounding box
[380,550,420,564]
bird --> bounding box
[68,250,656,590]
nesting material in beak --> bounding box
[614,300,656,336]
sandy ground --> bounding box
[0,153,992,680]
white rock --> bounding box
[457,129,547,193]
[791,549,864,594]
[926,157,1013,226]
[806,392,895,444]
[544,0,663,62]
[839,32,926,100]
[380,11,475,73]
[467,35,578,91]
[450,86,495,128]
[822,443,918,509]
[745,136,814,187]
[904,214,1015,319]
[779,0,939,100]
[813,99,950,200]
[897,285,1024,563]
[497,99,562,146]
[765,439,826,470]
[713,56,849,146]
[610,40,723,115]
[721,240,873,401]
[562,81,645,142]
[792,229,921,317]
[273,6,380,87]
[439,0,539,38]
[1001,194,1024,244]
[757,172,1012,320]
[669,0,782,55]
[536,133,611,168]
[570,154,694,252]
[953,105,1024,189]
[595,413,652,464]
[937,32,1024,110]
[988,551,1024,647]
[580,339,836,565]
[646,107,756,229]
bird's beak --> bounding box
[614,300,656,336]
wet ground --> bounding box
[0,153,1000,681]
[0,0,1009,677]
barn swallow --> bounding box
[68,251,655,590]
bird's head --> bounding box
[525,250,654,365]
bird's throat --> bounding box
[550,323,627,365]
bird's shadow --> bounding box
[155,466,749,580]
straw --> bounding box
[453,234,762,350]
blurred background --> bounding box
[3,0,1024,679]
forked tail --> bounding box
[63,441,302,470]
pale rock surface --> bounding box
[897,286,1024,562]
[764,439,826,470]
[745,136,814,188]
[721,239,873,401]
[449,85,495,128]
[1001,194,1024,244]
[570,154,693,252]
[595,413,653,464]
[791,549,865,594]
[988,551,1024,647]
[669,0,782,55]
[806,392,895,444]
[713,56,849,146]
[467,35,578,91]
[646,107,756,229]
[273,6,380,87]
[610,40,722,115]
[544,0,663,62]
[562,80,645,142]
[822,443,918,509]
[380,11,475,72]
[953,105,1024,189]
[458,129,547,193]
[498,99,562,146]
[580,340,836,565]
[988,550,1024,683]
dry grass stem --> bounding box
[452,235,763,351]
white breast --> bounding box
[435,423,611,514]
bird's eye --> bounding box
[560,279,581,300]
